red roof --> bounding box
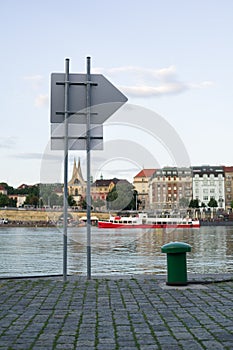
[17,184,30,189]
[224,166,233,172]
[134,169,156,178]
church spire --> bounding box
[71,157,77,178]
[68,157,85,185]
[77,157,84,182]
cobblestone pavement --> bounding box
[0,274,233,349]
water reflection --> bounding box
[0,226,233,277]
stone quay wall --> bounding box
[0,209,109,223]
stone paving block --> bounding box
[178,340,204,349]
[201,340,226,349]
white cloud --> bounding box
[35,94,49,108]
[93,65,176,79]
[120,82,187,97]
[0,137,17,149]
[92,65,214,98]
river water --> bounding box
[0,226,233,277]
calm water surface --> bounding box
[0,226,233,277]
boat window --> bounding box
[128,221,132,224]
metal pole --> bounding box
[86,56,91,279]
[63,58,70,282]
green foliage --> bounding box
[79,197,94,210]
[68,195,76,207]
[208,197,218,207]
[93,198,105,210]
[79,197,87,209]
[106,182,134,210]
[39,183,63,207]
[24,194,39,207]
[189,199,199,208]
[0,182,15,194]
[0,193,10,207]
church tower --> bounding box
[68,158,86,202]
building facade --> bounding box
[224,166,233,210]
[192,166,225,208]
[133,169,156,210]
[149,167,192,211]
[0,185,7,195]
[68,158,86,205]
[91,177,118,202]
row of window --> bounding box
[154,176,191,181]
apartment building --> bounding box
[133,169,156,210]
[149,167,192,211]
[224,166,233,210]
[192,166,225,208]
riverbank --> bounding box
[1,208,233,227]
[200,219,233,226]
[0,208,109,225]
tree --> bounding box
[0,193,10,207]
[208,198,218,208]
[39,183,63,207]
[106,182,134,211]
[189,199,199,208]
[93,198,105,211]
[79,197,87,210]
[68,195,76,207]
[24,194,39,207]
[0,182,15,195]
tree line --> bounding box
[1,182,232,210]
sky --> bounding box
[1,0,233,187]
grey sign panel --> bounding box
[50,73,128,124]
[51,123,103,150]
[51,123,103,138]
[51,138,103,151]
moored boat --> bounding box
[98,213,200,229]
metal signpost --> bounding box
[50,57,127,280]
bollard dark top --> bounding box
[161,241,191,254]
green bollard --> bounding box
[161,242,191,286]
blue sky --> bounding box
[1,0,233,187]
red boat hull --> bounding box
[98,221,200,229]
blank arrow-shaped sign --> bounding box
[51,73,128,124]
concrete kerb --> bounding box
[0,272,233,283]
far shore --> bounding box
[1,208,233,228]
